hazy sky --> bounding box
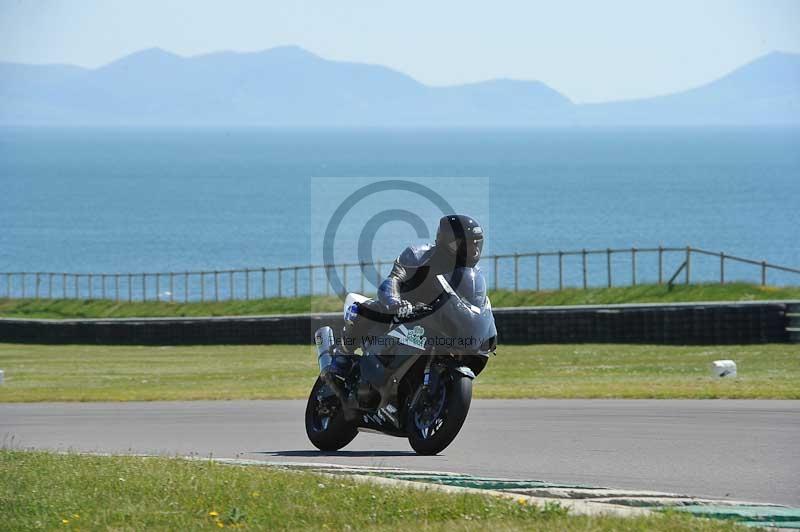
[1,0,799,102]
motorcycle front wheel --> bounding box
[407,374,472,455]
[305,377,358,451]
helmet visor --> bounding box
[448,237,483,266]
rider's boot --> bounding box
[327,343,357,382]
[319,320,359,387]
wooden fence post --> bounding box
[582,249,587,289]
[325,266,331,296]
[685,246,691,284]
[261,268,266,299]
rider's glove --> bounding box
[396,300,414,318]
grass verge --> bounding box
[0,450,746,531]
[0,282,797,319]
[0,343,797,402]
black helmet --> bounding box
[436,215,484,267]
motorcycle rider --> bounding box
[324,214,484,382]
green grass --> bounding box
[1,282,797,319]
[0,294,342,319]
[0,343,797,402]
[0,450,746,531]
[488,282,800,308]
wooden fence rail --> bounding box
[1,245,799,302]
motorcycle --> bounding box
[305,266,497,455]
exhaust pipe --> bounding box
[314,325,351,410]
[314,326,336,375]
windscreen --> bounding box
[446,267,487,308]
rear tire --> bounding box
[407,375,472,455]
[305,377,358,451]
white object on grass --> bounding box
[0,369,4,385]
[710,360,737,378]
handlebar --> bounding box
[412,303,433,314]
[392,302,433,324]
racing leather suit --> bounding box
[335,243,460,357]
[377,243,456,311]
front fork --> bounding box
[411,357,442,413]
[413,356,476,408]
[422,357,433,390]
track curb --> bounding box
[205,458,799,527]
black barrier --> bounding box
[0,301,795,345]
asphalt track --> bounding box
[2,399,798,506]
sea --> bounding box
[1,127,798,295]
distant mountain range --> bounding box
[1,46,798,126]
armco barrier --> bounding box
[0,301,796,345]
[492,301,795,344]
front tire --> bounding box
[305,377,358,451]
[407,374,472,455]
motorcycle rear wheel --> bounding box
[305,377,358,451]
[407,374,472,455]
